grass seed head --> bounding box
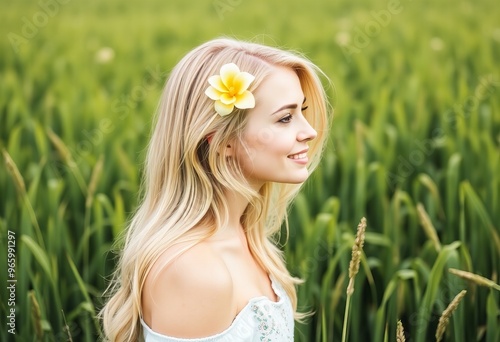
[449,268,500,291]
[435,290,467,342]
[2,148,26,194]
[396,320,405,342]
[347,217,366,295]
[29,291,43,340]
[46,128,77,168]
[417,203,441,252]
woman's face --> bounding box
[233,66,317,188]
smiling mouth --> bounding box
[288,152,307,160]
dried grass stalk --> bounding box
[342,217,367,342]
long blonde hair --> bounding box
[100,37,331,341]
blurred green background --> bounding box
[1,0,499,341]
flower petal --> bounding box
[205,86,222,100]
[220,63,239,88]
[234,91,255,109]
[208,75,227,92]
[206,63,256,117]
[233,72,255,95]
[214,100,234,116]
[220,93,236,105]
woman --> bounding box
[101,37,331,341]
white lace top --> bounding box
[140,278,294,341]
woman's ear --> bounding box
[206,133,214,144]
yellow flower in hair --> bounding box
[205,63,256,116]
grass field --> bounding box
[1,0,499,341]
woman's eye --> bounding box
[301,106,308,111]
[278,114,292,123]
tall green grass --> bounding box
[1,0,499,341]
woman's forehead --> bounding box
[252,67,304,112]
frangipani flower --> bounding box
[205,63,255,116]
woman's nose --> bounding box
[297,117,318,142]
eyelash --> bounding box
[278,114,292,123]
[278,106,308,124]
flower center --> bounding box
[228,86,236,96]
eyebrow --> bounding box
[270,97,307,116]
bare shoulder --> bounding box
[142,240,235,338]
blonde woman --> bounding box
[101,37,331,341]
